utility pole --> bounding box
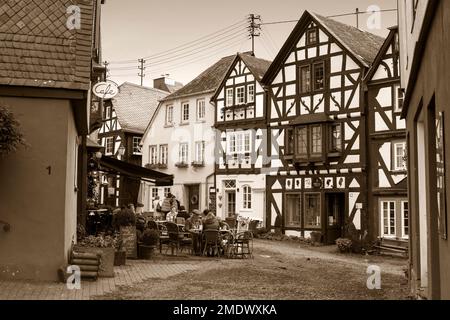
[138,58,146,86]
[248,14,261,56]
[356,8,360,29]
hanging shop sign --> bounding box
[93,80,119,100]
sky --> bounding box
[101,0,398,87]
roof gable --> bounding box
[364,27,399,82]
[161,54,236,101]
[211,53,272,101]
[262,10,385,85]
[0,0,97,91]
[112,82,169,134]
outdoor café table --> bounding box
[188,229,203,256]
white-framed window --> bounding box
[243,185,252,209]
[132,137,142,155]
[166,105,174,125]
[197,99,205,120]
[179,143,189,163]
[195,141,205,163]
[401,201,409,239]
[105,137,114,155]
[149,145,158,164]
[159,145,168,165]
[393,142,406,171]
[227,131,252,154]
[182,102,189,122]
[164,187,171,198]
[247,84,255,103]
[244,132,251,153]
[236,86,245,105]
[226,88,234,106]
[381,201,396,237]
[394,85,404,113]
[105,106,111,119]
[151,187,159,210]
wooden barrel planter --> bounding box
[138,245,156,260]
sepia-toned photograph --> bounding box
[0,0,449,308]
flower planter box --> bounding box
[73,245,115,278]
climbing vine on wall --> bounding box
[0,105,26,155]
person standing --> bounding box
[152,195,162,220]
[160,193,173,220]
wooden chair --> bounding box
[202,230,221,257]
[155,222,170,253]
[219,230,235,258]
[234,231,253,259]
[166,222,192,255]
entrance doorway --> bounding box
[325,193,345,244]
[226,191,236,217]
[187,184,200,213]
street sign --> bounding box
[93,80,119,100]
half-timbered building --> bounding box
[211,53,271,223]
[260,11,385,244]
[98,82,169,207]
[364,27,408,247]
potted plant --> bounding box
[139,229,159,259]
[336,238,353,253]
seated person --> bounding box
[203,210,220,231]
[177,206,190,220]
[185,209,202,230]
[166,207,177,222]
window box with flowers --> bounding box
[175,162,189,168]
[191,161,205,168]
[158,163,168,169]
[145,163,159,170]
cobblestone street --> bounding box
[0,240,409,300]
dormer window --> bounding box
[307,28,318,45]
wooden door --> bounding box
[325,193,345,244]
[187,184,200,212]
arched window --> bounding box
[243,185,252,209]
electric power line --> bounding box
[260,8,398,26]
[108,18,247,65]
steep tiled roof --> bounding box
[238,53,272,82]
[161,54,236,101]
[113,82,169,134]
[311,12,385,67]
[0,0,96,90]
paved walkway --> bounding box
[0,259,211,300]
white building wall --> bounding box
[215,174,266,224]
[141,93,216,213]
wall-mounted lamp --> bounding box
[95,151,103,159]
